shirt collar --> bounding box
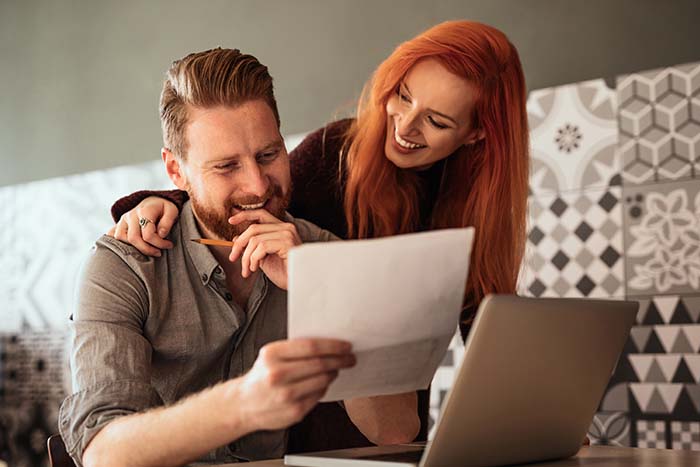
[180,201,223,286]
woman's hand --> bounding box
[107,197,179,256]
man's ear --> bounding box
[162,148,187,190]
[464,128,486,146]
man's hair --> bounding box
[159,47,280,159]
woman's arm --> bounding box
[108,195,181,256]
[344,392,421,445]
[111,189,189,222]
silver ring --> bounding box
[138,217,153,229]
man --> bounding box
[60,48,418,467]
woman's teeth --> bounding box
[394,128,426,150]
[235,200,266,210]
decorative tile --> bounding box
[0,161,171,332]
[528,79,619,194]
[627,325,700,355]
[0,332,69,404]
[617,61,700,185]
[630,383,700,417]
[634,296,700,325]
[600,383,632,412]
[428,331,464,438]
[671,421,700,450]
[520,187,624,298]
[630,383,684,415]
[0,332,69,467]
[0,401,58,467]
[636,420,667,448]
[623,180,700,296]
[589,411,630,446]
[629,355,700,383]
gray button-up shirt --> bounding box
[59,201,335,465]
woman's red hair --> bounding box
[343,20,529,310]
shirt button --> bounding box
[225,293,233,301]
[215,267,223,275]
[201,273,208,282]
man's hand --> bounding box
[232,338,356,432]
[228,210,301,289]
[108,197,179,256]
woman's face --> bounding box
[384,58,481,170]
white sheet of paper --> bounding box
[288,227,474,402]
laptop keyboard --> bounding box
[355,449,425,463]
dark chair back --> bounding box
[47,434,76,467]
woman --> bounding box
[110,20,529,450]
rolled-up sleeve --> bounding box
[59,380,163,462]
[58,238,161,464]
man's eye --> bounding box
[257,151,279,163]
[215,162,238,171]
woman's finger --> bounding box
[126,212,162,257]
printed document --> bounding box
[288,227,474,401]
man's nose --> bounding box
[239,163,270,197]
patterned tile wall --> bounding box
[0,63,698,464]
[519,62,700,450]
[618,62,700,450]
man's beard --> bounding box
[190,183,290,240]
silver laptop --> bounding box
[284,295,638,467]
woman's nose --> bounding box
[395,108,421,136]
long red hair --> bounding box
[343,20,529,309]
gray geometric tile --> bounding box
[623,179,700,296]
[636,420,667,448]
[575,249,596,269]
[428,331,464,439]
[589,411,630,446]
[528,79,619,195]
[617,61,700,186]
[520,187,625,298]
[671,421,700,450]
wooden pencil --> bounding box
[190,238,235,247]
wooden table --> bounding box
[210,445,700,466]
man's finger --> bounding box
[229,223,297,263]
[284,371,340,401]
[229,209,282,226]
[107,226,116,237]
[262,339,353,361]
[276,356,355,385]
[249,237,291,273]
[241,232,288,276]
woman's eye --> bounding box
[428,116,448,129]
[396,86,411,103]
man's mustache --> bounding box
[225,184,284,210]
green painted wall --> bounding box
[1,0,699,186]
